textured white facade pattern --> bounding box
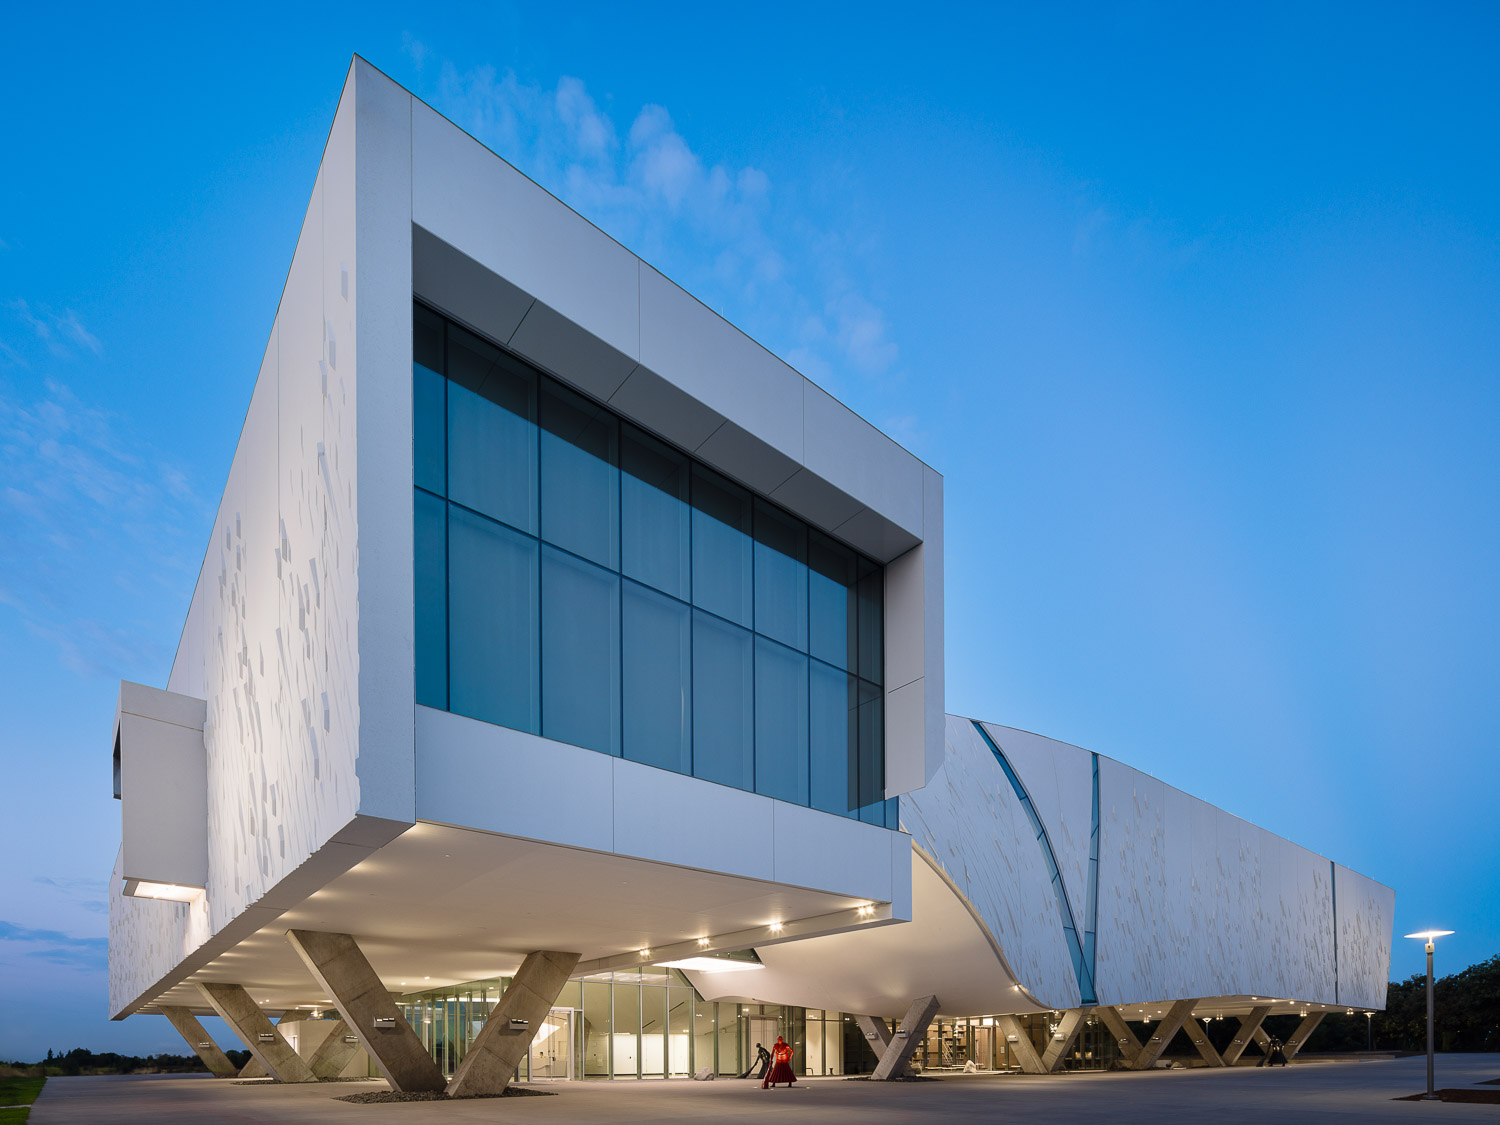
[1334,864,1396,1009]
[900,717,1083,1009]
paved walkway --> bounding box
[29,1054,1500,1124]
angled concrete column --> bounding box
[1282,1011,1326,1061]
[1181,1016,1225,1066]
[284,929,445,1093]
[854,1014,894,1055]
[159,1006,236,1077]
[446,950,581,1097]
[1131,998,1197,1070]
[197,983,316,1083]
[1222,1005,1272,1065]
[871,995,941,1080]
[238,1011,294,1077]
[995,1015,1047,1074]
[308,1018,361,1079]
[1041,1009,1089,1072]
[1095,1006,1142,1066]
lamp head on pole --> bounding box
[1404,929,1454,952]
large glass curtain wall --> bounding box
[400,970,848,1079]
[414,303,894,825]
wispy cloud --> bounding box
[0,375,207,677]
[407,45,906,414]
[34,877,109,917]
[6,299,103,359]
[0,921,108,970]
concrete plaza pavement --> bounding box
[29,1054,1500,1124]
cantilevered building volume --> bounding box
[108,58,1394,1091]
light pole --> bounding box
[1405,930,1453,1101]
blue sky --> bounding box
[1,3,1496,1058]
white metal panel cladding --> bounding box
[909,718,1393,1013]
[901,717,1083,1010]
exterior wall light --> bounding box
[121,878,203,902]
[1404,929,1454,1101]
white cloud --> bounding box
[5,299,103,359]
[413,58,904,404]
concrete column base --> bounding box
[159,1006,236,1077]
[285,929,446,1093]
[1095,1005,1143,1067]
[1131,998,1197,1070]
[197,983,316,1083]
[446,950,580,1097]
[307,1018,361,1079]
[870,996,940,1080]
[1040,1009,1088,1072]
[1283,1011,1326,1061]
[1223,1005,1272,1065]
[995,1014,1046,1074]
[1182,1014,1225,1066]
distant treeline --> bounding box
[1308,954,1500,1053]
[3,1047,251,1077]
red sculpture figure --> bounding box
[762,1036,796,1089]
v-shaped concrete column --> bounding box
[1222,1005,1272,1065]
[1181,1015,1225,1066]
[1131,998,1197,1070]
[995,1014,1047,1073]
[159,1006,236,1077]
[1095,1005,1143,1066]
[197,983,316,1083]
[238,1012,294,1077]
[308,1018,361,1079]
[871,995,941,1080]
[446,950,580,1097]
[285,929,446,1093]
[1282,1011,1326,1061]
[1040,1009,1089,1072]
[854,1015,894,1057]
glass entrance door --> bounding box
[530,1008,575,1079]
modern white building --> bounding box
[108,58,1394,1092]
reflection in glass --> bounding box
[541,547,620,755]
[857,678,885,821]
[856,565,883,685]
[447,325,538,533]
[808,532,856,670]
[413,363,446,496]
[621,424,690,599]
[691,467,752,626]
[641,986,665,1077]
[541,380,618,568]
[614,984,639,1078]
[583,981,611,1077]
[754,499,808,651]
[692,611,754,791]
[448,506,539,733]
[755,638,809,804]
[809,661,853,816]
[414,489,447,710]
[622,581,691,773]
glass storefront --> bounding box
[907,1012,1119,1073]
[397,968,853,1080]
[413,302,895,827]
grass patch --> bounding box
[0,1075,45,1124]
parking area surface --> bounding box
[28,1054,1500,1124]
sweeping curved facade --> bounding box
[106,57,1393,1090]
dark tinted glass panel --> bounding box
[414,363,446,496]
[809,661,854,816]
[447,324,538,532]
[856,678,884,812]
[856,563,883,685]
[753,500,808,651]
[541,380,618,568]
[621,425,690,600]
[808,532,856,670]
[448,506,539,732]
[692,611,753,791]
[691,467,752,627]
[622,581,691,773]
[754,638,808,804]
[541,546,620,755]
[414,489,447,709]
[413,303,444,372]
